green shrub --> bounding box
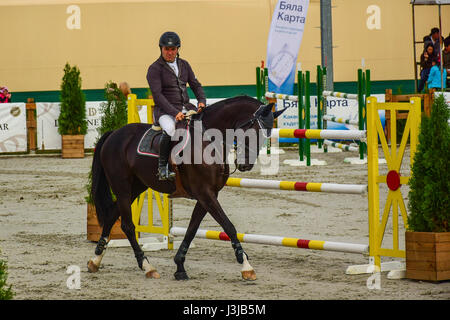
[97,81,128,137]
[0,251,14,300]
[85,82,127,204]
[58,63,87,135]
[407,94,450,232]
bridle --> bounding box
[181,106,273,174]
[230,108,273,173]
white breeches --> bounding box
[158,114,176,137]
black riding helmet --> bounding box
[159,31,181,48]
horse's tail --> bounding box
[91,131,114,227]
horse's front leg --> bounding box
[173,201,207,280]
[197,193,256,281]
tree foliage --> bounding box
[85,82,128,204]
[97,81,128,137]
[0,251,14,300]
[407,94,450,232]
[58,63,87,135]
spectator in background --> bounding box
[418,43,436,92]
[442,38,450,87]
[427,56,447,90]
[423,27,444,58]
[119,82,132,98]
[0,86,11,103]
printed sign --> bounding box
[267,0,310,94]
[276,94,386,142]
[0,103,27,152]
[36,102,108,150]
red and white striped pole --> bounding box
[271,128,366,141]
[226,177,367,195]
[171,227,369,255]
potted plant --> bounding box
[86,82,128,241]
[406,94,450,282]
[58,63,87,158]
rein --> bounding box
[231,111,272,174]
[181,104,275,175]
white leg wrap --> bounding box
[142,258,156,274]
[92,237,109,267]
[91,251,105,267]
[241,254,253,272]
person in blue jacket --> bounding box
[427,57,447,90]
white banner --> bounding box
[37,101,148,150]
[0,103,27,152]
[267,0,309,94]
[32,98,226,151]
[36,102,104,150]
[36,102,60,150]
[276,94,386,142]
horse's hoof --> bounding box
[146,270,161,279]
[174,271,189,281]
[241,270,257,281]
[87,260,99,273]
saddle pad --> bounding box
[137,128,161,157]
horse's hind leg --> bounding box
[116,191,160,279]
[87,203,120,273]
[174,201,207,280]
[197,194,256,281]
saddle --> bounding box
[137,110,202,157]
[137,125,162,158]
[136,123,194,199]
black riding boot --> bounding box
[158,131,176,181]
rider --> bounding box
[147,31,207,181]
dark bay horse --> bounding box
[87,95,283,280]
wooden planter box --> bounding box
[87,203,127,242]
[406,231,450,281]
[62,134,85,158]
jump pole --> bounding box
[318,67,371,161]
[265,72,320,166]
[170,227,369,255]
[226,177,367,195]
[271,128,366,141]
[322,115,359,126]
[323,140,359,152]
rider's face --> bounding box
[162,46,178,63]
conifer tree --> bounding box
[58,63,87,135]
[407,94,450,232]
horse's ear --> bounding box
[261,103,274,116]
[273,107,288,119]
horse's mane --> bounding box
[204,95,261,113]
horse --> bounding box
[87,95,284,280]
